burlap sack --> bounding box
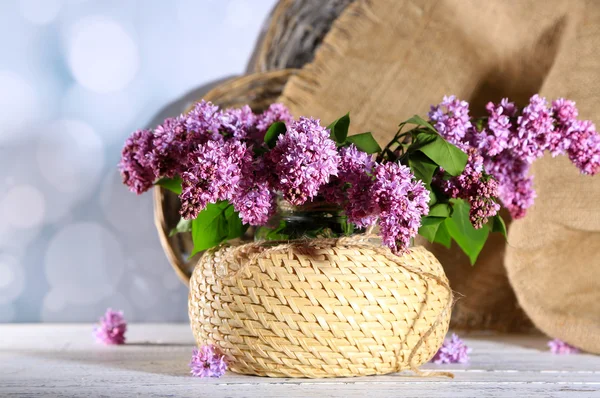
[505,1,600,353]
[278,0,577,330]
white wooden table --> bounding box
[1,324,599,397]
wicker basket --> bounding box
[248,0,355,73]
[153,69,297,284]
[189,240,452,378]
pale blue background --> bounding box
[0,0,277,322]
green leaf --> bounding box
[401,114,436,131]
[264,121,286,148]
[155,176,182,195]
[346,132,382,154]
[445,199,489,265]
[169,217,192,237]
[418,216,446,242]
[429,203,452,218]
[408,152,438,187]
[433,222,452,248]
[408,131,438,154]
[327,113,350,144]
[490,214,507,238]
[265,221,289,241]
[224,205,247,240]
[190,202,230,256]
[417,135,468,176]
[428,189,438,206]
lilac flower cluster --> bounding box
[429,95,472,147]
[93,308,127,345]
[180,140,251,219]
[319,145,430,253]
[119,101,294,222]
[431,333,471,364]
[548,338,580,355]
[429,94,600,219]
[119,101,294,196]
[189,345,228,378]
[438,149,500,228]
[371,163,430,252]
[269,117,340,205]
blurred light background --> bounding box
[0,0,277,322]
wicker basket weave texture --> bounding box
[248,0,355,73]
[189,243,451,378]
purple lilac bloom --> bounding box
[270,117,340,206]
[440,149,500,228]
[552,98,579,125]
[94,309,127,345]
[255,103,295,136]
[545,98,579,157]
[345,180,378,228]
[510,95,555,163]
[484,154,535,219]
[547,98,578,156]
[431,333,471,364]
[185,100,224,143]
[548,338,580,355]
[428,95,472,147]
[179,140,250,219]
[150,116,190,178]
[220,105,257,140]
[118,129,155,194]
[189,345,228,377]
[477,99,517,157]
[322,145,378,226]
[232,158,276,226]
[340,146,378,227]
[371,162,429,253]
[567,120,600,175]
[338,144,374,182]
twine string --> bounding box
[199,234,454,378]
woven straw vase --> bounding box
[188,240,452,378]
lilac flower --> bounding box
[94,309,127,345]
[485,154,536,219]
[232,158,276,226]
[510,95,555,163]
[255,103,294,136]
[548,338,580,355]
[220,105,257,140]
[552,98,579,125]
[118,129,155,194]
[320,145,374,209]
[477,99,517,157]
[179,140,251,219]
[189,345,228,378]
[439,149,500,228]
[567,120,600,175]
[428,95,472,147]
[371,162,429,253]
[338,145,374,180]
[431,333,471,364]
[150,116,190,178]
[469,177,501,228]
[270,117,340,205]
[345,181,378,228]
[321,145,378,226]
[185,100,224,142]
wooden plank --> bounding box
[1,324,599,397]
